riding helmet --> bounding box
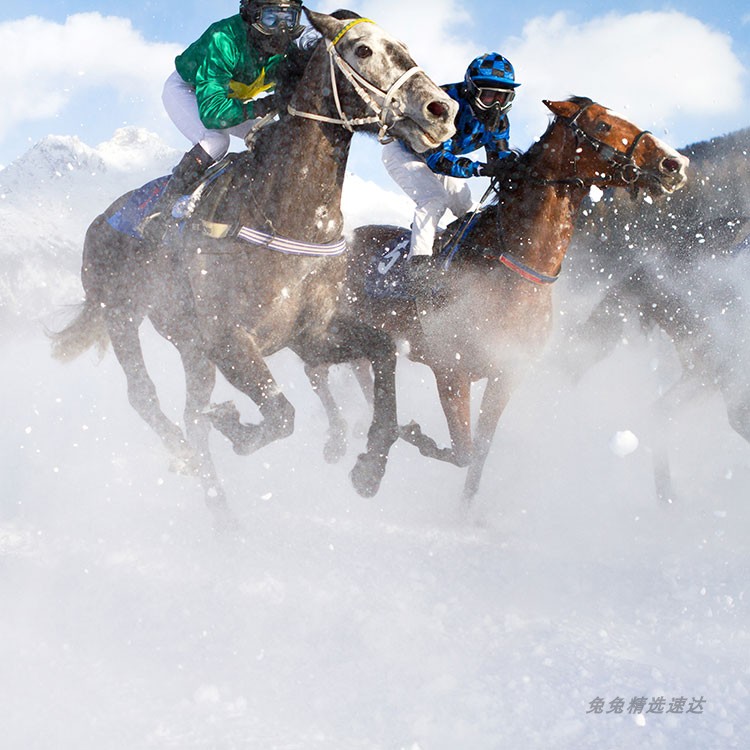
[240,0,304,37]
[464,53,520,125]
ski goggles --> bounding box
[257,5,301,32]
[475,87,516,111]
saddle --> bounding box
[105,153,247,241]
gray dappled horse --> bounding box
[50,10,457,528]
[308,98,689,504]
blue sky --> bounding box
[1,0,749,171]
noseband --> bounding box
[287,18,423,142]
[568,102,651,184]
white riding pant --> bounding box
[162,70,258,162]
[382,140,474,258]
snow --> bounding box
[1,130,749,749]
[609,430,640,457]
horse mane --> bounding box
[481,94,596,200]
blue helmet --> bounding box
[464,53,520,123]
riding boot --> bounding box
[144,143,213,240]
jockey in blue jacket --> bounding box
[382,52,520,263]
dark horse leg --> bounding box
[298,317,398,498]
[399,366,473,467]
[148,308,237,527]
[462,378,513,503]
[305,358,373,464]
[105,309,192,464]
[206,326,297,456]
[105,308,234,526]
[304,362,349,464]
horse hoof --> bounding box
[168,455,198,476]
[323,436,347,464]
[207,401,241,431]
[350,452,387,498]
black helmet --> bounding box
[240,0,304,37]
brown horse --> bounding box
[308,97,689,503]
[50,10,457,526]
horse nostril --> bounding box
[427,100,449,118]
[662,157,682,174]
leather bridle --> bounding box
[287,18,424,143]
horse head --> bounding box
[291,10,457,152]
[542,98,689,197]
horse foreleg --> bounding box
[462,378,512,504]
[399,367,472,466]
[107,315,190,462]
[354,329,398,497]
[179,346,239,528]
[304,363,348,464]
[208,328,295,455]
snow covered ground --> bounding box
[1,131,748,749]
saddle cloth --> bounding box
[363,230,414,300]
[362,215,473,301]
[105,155,241,240]
[105,177,169,239]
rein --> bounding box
[474,101,654,284]
[287,18,423,143]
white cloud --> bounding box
[0,13,180,140]
[317,0,479,83]
[503,11,747,148]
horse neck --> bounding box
[481,121,590,278]
[238,51,354,243]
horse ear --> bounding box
[543,99,579,119]
[304,8,358,41]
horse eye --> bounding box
[596,121,612,134]
[355,45,373,59]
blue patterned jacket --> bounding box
[424,82,512,178]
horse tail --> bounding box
[48,300,110,362]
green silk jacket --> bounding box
[175,14,287,129]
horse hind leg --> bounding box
[107,314,190,462]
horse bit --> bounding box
[287,18,423,143]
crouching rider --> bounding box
[149,0,307,233]
[382,52,521,288]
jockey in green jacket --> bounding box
[151,0,306,231]
[174,13,288,130]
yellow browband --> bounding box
[331,17,375,46]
